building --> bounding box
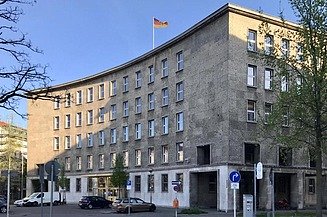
[26,3,326,211]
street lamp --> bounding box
[149,169,153,203]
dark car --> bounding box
[112,197,156,213]
[0,199,7,213]
[78,196,112,209]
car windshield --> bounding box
[29,193,39,198]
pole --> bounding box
[152,17,154,49]
[254,164,256,217]
[21,153,24,199]
[50,164,54,217]
[233,188,236,217]
[128,190,130,215]
[6,156,10,217]
[272,170,275,217]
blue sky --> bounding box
[2,0,296,127]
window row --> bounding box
[53,113,184,150]
[134,173,183,193]
[247,30,303,61]
[53,83,184,130]
[53,51,184,109]
[62,143,184,172]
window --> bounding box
[264,35,274,55]
[123,151,129,167]
[176,142,184,162]
[123,126,129,142]
[264,68,273,90]
[76,112,82,127]
[76,134,82,148]
[176,173,183,192]
[87,178,93,192]
[135,71,142,88]
[309,149,316,168]
[123,101,129,117]
[176,112,184,132]
[65,136,71,149]
[148,147,154,164]
[76,178,81,192]
[87,133,93,147]
[53,137,59,150]
[76,156,82,170]
[161,174,168,192]
[110,153,116,168]
[110,104,117,120]
[296,43,304,61]
[135,175,141,192]
[162,58,168,77]
[279,147,292,166]
[54,116,59,130]
[162,88,169,106]
[110,128,117,144]
[110,80,117,96]
[281,76,289,92]
[245,143,260,164]
[148,119,155,137]
[264,103,272,124]
[162,145,168,163]
[176,51,184,71]
[247,100,256,122]
[76,90,82,105]
[148,92,155,110]
[99,154,105,169]
[99,130,105,146]
[162,116,169,135]
[308,178,315,194]
[135,97,142,114]
[65,114,71,128]
[65,157,71,171]
[148,65,154,84]
[197,145,210,165]
[281,39,290,58]
[87,87,93,102]
[65,93,71,107]
[247,30,257,51]
[123,76,129,92]
[98,107,105,123]
[176,82,184,101]
[54,97,60,109]
[247,65,257,87]
[98,84,105,99]
[135,149,141,166]
[87,110,93,125]
[87,155,93,170]
[148,174,154,192]
[282,107,289,127]
[135,123,142,140]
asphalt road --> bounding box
[6,204,233,217]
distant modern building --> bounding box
[26,3,326,211]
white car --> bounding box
[14,196,30,207]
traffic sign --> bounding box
[172,180,181,186]
[45,161,61,175]
[230,182,239,189]
[126,180,132,190]
[229,171,241,183]
[173,185,180,192]
[256,162,263,179]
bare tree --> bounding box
[0,0,53,118]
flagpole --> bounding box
[152,17,155,49]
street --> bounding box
[6,204,233,217]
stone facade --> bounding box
[27,3,326,210]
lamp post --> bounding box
[149,169,153,203]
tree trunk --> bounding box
[315,136,323,217]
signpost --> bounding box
[254,162,263,217]
[45,161,61,217]
[126,180,131,215]
[229,171,241,217]
[172,181,181,217]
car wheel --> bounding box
[33,202,38,207]
[149,205,156,212]
[0,206,6,213]
[125,207,132,213]
[53,201,58,206]
[88,204,93,209]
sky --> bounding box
[1,0,297,128]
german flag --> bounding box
[154,18,168,28]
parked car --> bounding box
[112,197,156,213]
[0,199,7,213]
[23,192,61,206]
[78,196,112,209]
